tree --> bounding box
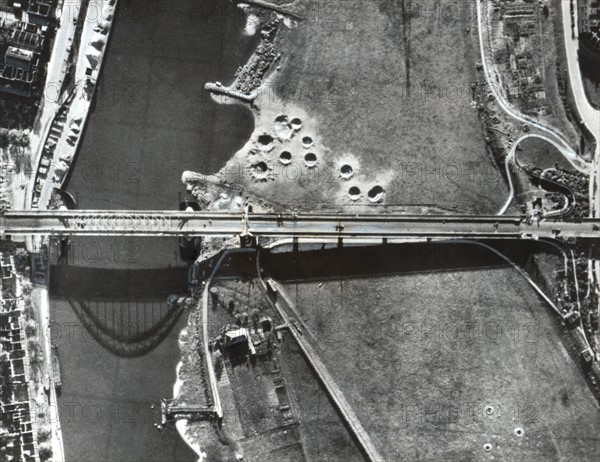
[37,425,51,442]
[14,248,29,272]
[25,319,37,338]
[0,128,9,149]
[38,442,52,461]
[8,129,19,145]
[21,278,33,297]
[251,308,260,328]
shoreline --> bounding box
[27,0,120,212]
[173,359,207,462]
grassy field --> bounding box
[227,0,508,213]
[515,137,574,171]
[278,245,600,461]
[279,338,365,461]
[206,274,363,460]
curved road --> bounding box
[560,1,600,140]
[559,0,600,333]
[560,0,600,217]
[476,0,589,171]
[498,133,587,215]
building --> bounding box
[0,254,38,462]
[223,327,256,357]
[0,20,47,98]
[25,0,58,27]
[5,47,33,71]
[579,0,600,35]
[502,3,535,18]
[11,22,45,53]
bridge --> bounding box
[2,210,600,242]
[160,399,216,425]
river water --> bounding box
[52,0,258,460]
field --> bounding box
[275,244,600,461]
[515,137,574,171]
[279,337,365,461]
[218,0,508,214]
[205,270,362,460]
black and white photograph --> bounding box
[0,0,599,461]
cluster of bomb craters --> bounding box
[246,114,385,203]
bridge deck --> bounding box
[2,211,598,240]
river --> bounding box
[52,0,258,460]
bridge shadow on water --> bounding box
[50,265,189,357]
[261,240,548,282]
[47,241,554,356]
[50,265,188,299]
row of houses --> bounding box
[579,0,600,63]
[579,0,600,35]
[0,20,47,98]
[0,1,57,27]
[24,1,58,27]
[0,253,38,462]
[501,1,535,19]
[0,1,58,99]
[493,1,551,116]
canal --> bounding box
[52,0,258,460]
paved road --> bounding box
[476,0,589,171]
[560,0,600,140]
[497,132,587,215]
[37,0,118,211]
[560,0,600,332]
[3,210,600,241]
[25,5,78,209]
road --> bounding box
[560,0,600,216]
[36,0,119,211]
[259,276,385,462]
[476,0,589,171]
[560,0,600,338]
[26,3,78,209]
[3,210,600,241]
[497,132,587,215]
[560,0,600,143]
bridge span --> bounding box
[2,210,600,241]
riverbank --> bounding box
[42,1,262,459]
[50,267,196,462]
[30,284,65,462]
[185,0,508,214]
[64,0,257,211]
[174,362,207,462]
[173,309,230,462]
[29,0,119,211]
